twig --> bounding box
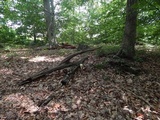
[38,85,62,107]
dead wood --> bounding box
[38,85,62,107]
[18,47,99,86]
[59,47,101,65]
[18,60,84,86]
[61,56,88,85]
[38,57,88,107]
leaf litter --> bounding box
[0,48,160,120]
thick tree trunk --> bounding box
[117,0,138,59]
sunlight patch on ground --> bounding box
[0,54,8,59]
[47,102,69,119]
[136,44,159,52]
[20,56,28,59]
[144,44,155,51]
[48,102,69,113]
[0,68,13,75]
[4,93,39,113]
[46,96,83,119]
[29,56,64,62]
[123,105,159,119]
[123,106,134,114]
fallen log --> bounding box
[18,59,86,86]
[61,56,88,85]
[18,47,100,86]
[38,56,88,107]
[59,47,101,65]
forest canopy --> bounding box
[0,0,160,47]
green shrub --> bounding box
[4,46,11,52]
[0,44,4,48]
[96,44,120,57]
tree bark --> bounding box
[50,0,57,46]
[43,0,57,46]
[117,0,138,59]
[33,26,37,43]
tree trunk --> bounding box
[33,33,37,43]
[33,26,37,43]
[50,0,57,46]
[43,0,57,46]
[117,0,138,59]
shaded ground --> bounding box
[0,48,160,120]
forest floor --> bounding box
[0,47,160,120]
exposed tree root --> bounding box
[107,58,141,75]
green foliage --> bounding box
[1,0,45,47]
[94,0,125,44]
[0,0,160,47]
[137,0,160,45]
[0,25,17,43]
[4,46,11,51]
[96,44,120,57]
[30,40,47,47]
[6,52,18,58]
[0,44,4,48]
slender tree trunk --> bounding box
[50,0,57,45]
[117,0,138,59]
[33,26,37,43]
[43,0,57,47]
[71,9,75,43]
[33,33,37,43]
